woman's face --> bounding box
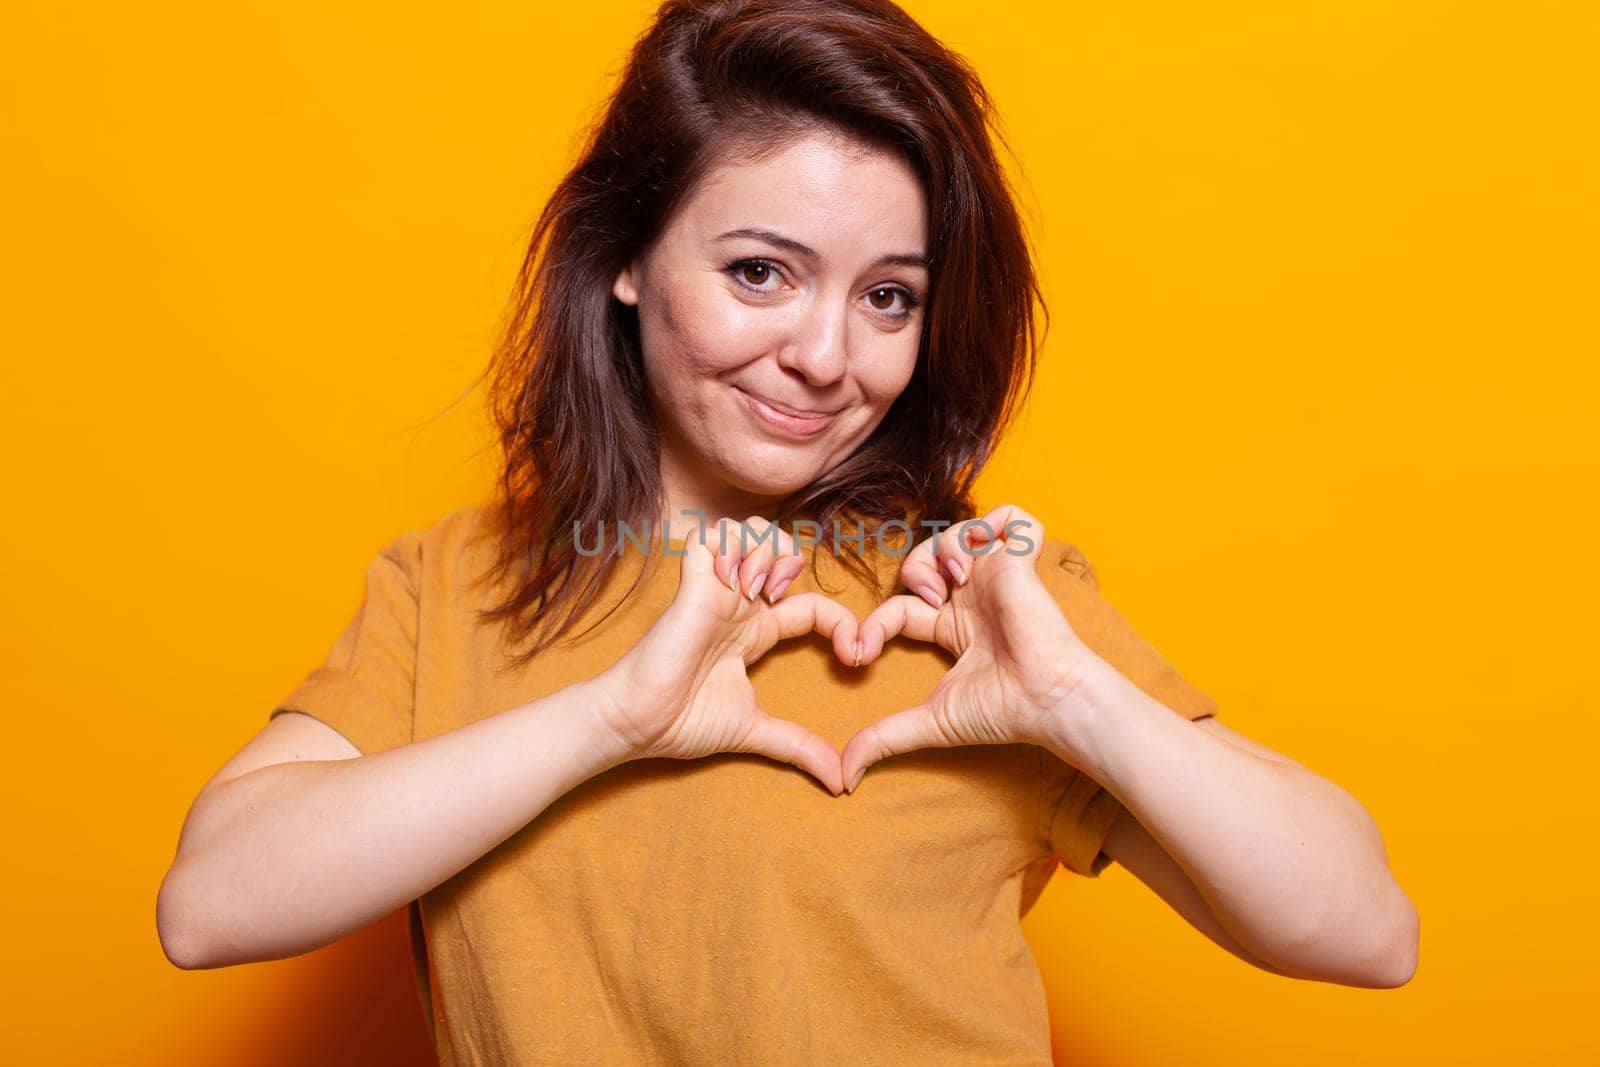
[612,129,929,520]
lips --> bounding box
[741,390,839,418]
[734,386,841,438]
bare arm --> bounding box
[156,670,631,970]
[1096,717,1298,978]
[1099,803,1294,979]
[158,517,860,971]
[158,520,860,972]
[1043,670,1420,989]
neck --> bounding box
[656,444,789,533]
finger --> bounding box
[736,712,846,796]
[855,593,940,665]
[897,530,949,609]
[762,548,804,603]
[935,519,995,588]
[767,591,860,666]
[735,516,782,600]
[705,516,745,594]
[740,518,803,601]
[763,526,805,603]
[838,703,950,794]
[968,503,1046,566]
[677,530,717,581]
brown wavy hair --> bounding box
[475,0,1047,664]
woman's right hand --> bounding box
[596,516,860,795]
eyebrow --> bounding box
[713,227,930,270]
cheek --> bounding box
[857,332,922,406]
[650,283,783,376]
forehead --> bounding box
[673,131,929,259]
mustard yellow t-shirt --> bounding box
[270,506,1218,1065]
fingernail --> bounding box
[728,569,739,593]
[765,576,790,602]
[917,583,942,608]
[853,639,862,667]
[947,557,966,585]
[846,767,866,794]
[749,573,766,601]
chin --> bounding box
[720,448,825,501]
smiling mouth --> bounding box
[733,387,842,438]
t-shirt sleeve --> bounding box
[1034,539,1218,877]
[268,530,424,756]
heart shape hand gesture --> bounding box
[838,504,1094,792]
[600,515,863,795]
[597,504,1096,797]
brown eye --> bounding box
[866,286,920,320]
[726,258,788,295]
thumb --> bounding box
[839,702,942,795]
[731,710,847,797]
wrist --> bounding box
[583,664,652,768]
[1034,652,1125,778]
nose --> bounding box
[775,298,849,387]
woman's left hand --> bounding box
[839,504,1098,793]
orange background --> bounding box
[3,1,1595,1063]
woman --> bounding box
[157,0,1419,1062]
